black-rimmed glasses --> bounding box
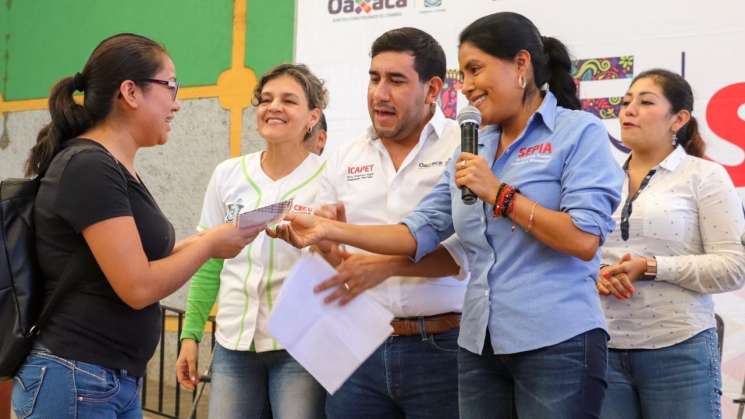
[141,78,179,101]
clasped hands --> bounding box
[597,253,648,299]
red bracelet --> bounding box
[505,191,518,217]
[493,184,516,218]
[493,183,506,208]
[500,187,518,218]
[493,185,508,217]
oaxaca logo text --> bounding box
[328,0,408,15]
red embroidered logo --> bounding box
[347,164,374,175]
[292,204,314,214]
[518,143,552,158]
[346,164,375,181]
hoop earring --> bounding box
[518,75,526,89]
[672,132,678,145]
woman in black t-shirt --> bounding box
[12,33,262,419]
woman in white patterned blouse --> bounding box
[597,68,745,419]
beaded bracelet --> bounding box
[500,187,518,218]
[493,183,506,207]
[492,183,511,218]
[493,184,520,218]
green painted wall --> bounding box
[246,1,296,77]
[0,0,295,101]
[1,3,8,97]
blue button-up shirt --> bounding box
[402,92,623,355]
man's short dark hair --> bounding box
[370,27,446,83]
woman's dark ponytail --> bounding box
[679,115,705,158]
[25,76,93,176]
[541,36,580,110]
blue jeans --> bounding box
[12,347,142,419]
[600,328,721,419]
[459,328,608,419]
[326,329,459,419]
[208,343,325,419]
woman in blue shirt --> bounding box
[271,12,623,419]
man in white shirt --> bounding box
[316,27,466,419]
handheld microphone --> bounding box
[457,106,481,205]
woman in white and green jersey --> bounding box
[175,64,328,419]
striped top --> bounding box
[181,151,325,351]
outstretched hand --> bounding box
[205,223,264,259]
[266,213,330,249]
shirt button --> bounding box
[484,290,490,298]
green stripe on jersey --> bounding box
[280,162,326,201]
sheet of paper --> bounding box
[267,255,393,394]
[235,198,293,229]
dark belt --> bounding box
[390,312,461,336]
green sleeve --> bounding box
[180,258,224,342]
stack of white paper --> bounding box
[267,255,394,394]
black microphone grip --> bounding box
[461,121,478,205]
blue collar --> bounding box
[477,91,558,149]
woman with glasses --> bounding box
[11,33,262,419]
[597,69,745,419]
[269,12,624,419]
[175,64,327,419]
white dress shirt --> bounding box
[601,146,745,349]
[319,107,468,318]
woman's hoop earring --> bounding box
[518,75,527,89]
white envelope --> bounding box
[235,198,294,229]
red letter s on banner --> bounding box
[706,82,745,187]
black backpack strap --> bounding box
[29,140,128,337]
[28,248,87,337]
